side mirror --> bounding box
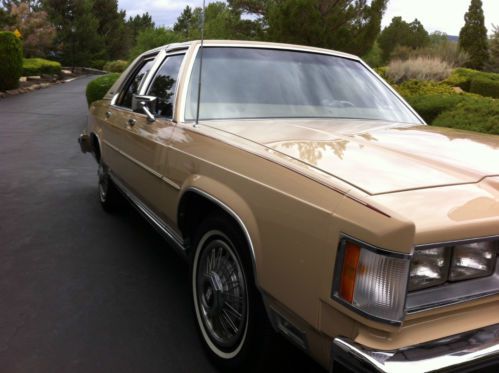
[132,94,157,123]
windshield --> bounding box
[185,47,421,124]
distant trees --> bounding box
[378,17,430,62]
[9,2,56,57]
[226,0,387,56]
[487,25,499,72]
[459,0,489,70]
[126,13,154,45]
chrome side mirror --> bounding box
[132,94,157,123]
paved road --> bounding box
[0,77,324,372]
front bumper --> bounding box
[78,130,92,154]
[331,323,499,372]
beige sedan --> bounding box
[79,40,499,372]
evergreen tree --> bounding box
[43,0,105,66]
[91,0,128,59]
[486,25,499,72]
[126,13,154,44]
[173,5,193,38]
[459,0,489,70]
[378,17,430,62]
[173,2,259,41]
[228,0,387,56]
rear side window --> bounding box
[118,59,155,109]
[146,54,184,118]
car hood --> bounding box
[204,119,499,195]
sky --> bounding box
[118,0,499,36]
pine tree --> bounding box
[486,25,499,72]
[378,17,430,62]
[459,0,489,70]
[43,0,105,66]
[228,0,388,56]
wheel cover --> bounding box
[194,232,249,356]
[98,164,108,202]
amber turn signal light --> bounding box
[339,241,361,303]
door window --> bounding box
[118,59,155,109]
[146,54,184,118]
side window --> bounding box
[146,54,184,118]
[118,59,155,109]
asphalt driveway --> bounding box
[0,77,323,372]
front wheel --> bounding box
[191,215,273,371]
[97,161,121,212]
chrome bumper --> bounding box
[331,323,499,372]
[78,131,92,154]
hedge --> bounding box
[432,97,499,135]
[103,60,128,73]
[393,77,499,134]
[405,95,468,123]
[22,58,61,76]
[469,76,499,99]
[86,73,119,106]
[445,68,499,96]
[0,31,23,91]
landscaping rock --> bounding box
[27,75,42,80]
[19,77,27,82]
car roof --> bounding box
[144,40,360,61]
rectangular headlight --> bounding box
[333,238,410,323]
[408,247,451,291]
[449,242,497,281]
[409,240,498,292]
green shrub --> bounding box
[89,59,107,70]
[394,80,458,98]
[405,94,468,123]
[445,68,499,92]
[432,97,499,134]
[22,58,61,76]
[86,73,120,106]
[103,60,128,73]
[445,68,478,90]
[469,76,499,98]
[0,31,23,91]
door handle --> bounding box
[105,111,112,119]
[127,118,136,126]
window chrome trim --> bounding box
[177,42,424,124]
[111,53,161,110]
[137,50,166,97]
[143,51,187,122]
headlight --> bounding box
[333,238,410,323]
[408,247,451,291]
[409,241,497,292]
[450,242,496,281]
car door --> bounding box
[125,52,187,226]
[100,54,158,196]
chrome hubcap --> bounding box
[196,238,247,349]
[98,164,108,202]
